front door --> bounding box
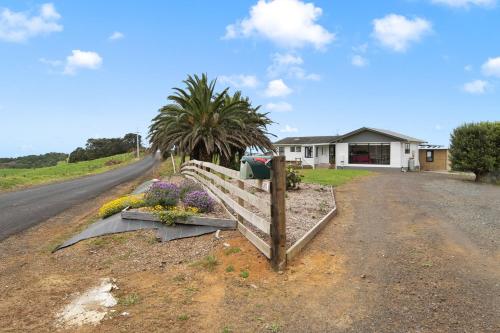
[329,144,336,165]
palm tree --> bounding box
[148,74,274,166]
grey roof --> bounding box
[274,135,340,145]
[337,127,425,143]
[419,144,448,150]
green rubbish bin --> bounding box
[240,156,272,180]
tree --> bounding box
[148,74,274,167]
[449,122,500,182]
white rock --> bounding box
[56,278,117,327]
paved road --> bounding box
[0,155,158,240]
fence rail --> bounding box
[181,160,273,259]
[181,158,337,267]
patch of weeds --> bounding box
[178,314,189,321]
[191,255,219,271]
[185,286,199,293]
[224,247,241,256]
[173,274,187,283]
[240,269,249,279]
[225,265,235,273]
[118,293,140,306]
[221,326,232,333]
[421,261,433,268]
[267,322,282,332]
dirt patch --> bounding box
[1,170,498,332]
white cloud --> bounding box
[265,79,292,97]
[481,57,500,77]
[352,43,368,53]
[0,3,62,43]
[63,50,103,75]
[265,102,293,112]
[280,124,298,133]
[435,124,442,130]
[462,80,490,94]
[431,0,496,8]
[109,31,124,41]
[372,14,432,52]
[219,74,259,88]
[464,64,473,72]
[267,52,320,80]
[223,0,335,49]
[39,57,62,67]
[351,55,368,67]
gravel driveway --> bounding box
[318,171,500,332]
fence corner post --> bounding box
[270,155,287,271]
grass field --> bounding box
[0,153,140,192]
[299,168,372,187]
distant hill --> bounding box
[0,153,68,169]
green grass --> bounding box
[118,293,140,306]
[190,255,219,271]
[299,168,371,187]
[0,152,139,192]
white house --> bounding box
[274,127,425,170]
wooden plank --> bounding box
[184,174,237,221]
[122,209,236,229]
[183,160,271,192]
[182,171,271,234]
[237,222,271,259]
[270,155,287,271]
[286,206,337,262]
[237,179,244,223]
[182,165,270,213]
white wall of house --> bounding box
[277,144,330,168]
[336,141,420,169]
[279,140,421,169]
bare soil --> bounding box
[1,171,499,332]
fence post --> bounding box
[270,155,287,271]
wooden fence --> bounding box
[181,156,336,270]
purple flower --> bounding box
[145,181,179,207]
[178,179,203,200]
[182,190,215,213]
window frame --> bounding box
[290,146,295,153]
[304,146,313,158]
[426,150,434,162]
[295,146,301,152]
[278,146,285,156]
[348,143,390,165]
[405,143,410,154]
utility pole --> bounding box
[136,131,140,159]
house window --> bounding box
[290,146,295,152]
[304,146,313,158]
[348,143,390,165]
[426,150,434,162]
[278,147,285,156]
[295,146,301,152]
[405,143,410,154]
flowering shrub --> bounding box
[143,205,199,225]
[182,190,215,213]
[99,194,145,218]
[144,181,179,207]
[178,179,203,200]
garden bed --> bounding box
[121,207,236,229]
[222,178,335,247]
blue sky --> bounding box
[0,0,499,157]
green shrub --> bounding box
[286,166,303,190]
[450,122,500,181]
